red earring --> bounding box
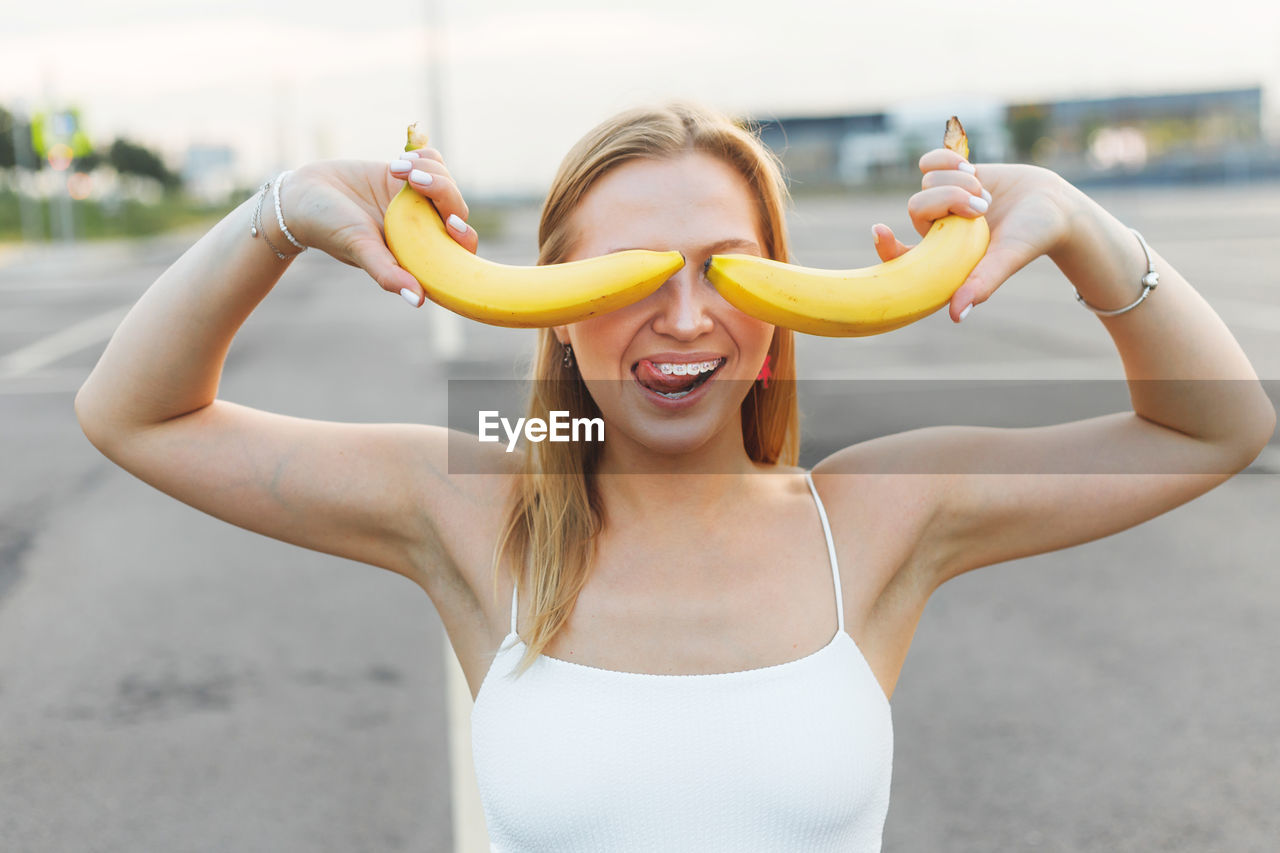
[756,354,772,389]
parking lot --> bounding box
[1,179,1277,851]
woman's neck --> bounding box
[592,420,776,522]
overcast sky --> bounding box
[4,0,1279,195]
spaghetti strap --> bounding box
[508,474,843,639]
[805,469,845,633]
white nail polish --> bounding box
[400,288,420,307]
[981,188,992,203]
[409,169,433,186]
[957,160,976,174]
[390,159,412,172]
[871,226,880,246]
[959,302,973,321]
[447,214,468,234]
[968,195,989,213]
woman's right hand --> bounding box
[280,147,480,304]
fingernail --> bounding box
[968,195,989,213]
[981,188,992,204]
[400,287,420,307]
[959,302,974,321]
[447,214,468,234]
[409,168,433,186]
[871,225,880,246]
[957,160,976,174]
[390,159,413,173]
[402,151,420,159]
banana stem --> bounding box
[406,122,430,153]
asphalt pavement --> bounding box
[1,180,1277,852]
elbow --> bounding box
[1209,384,1277,472]
[1230,401,1277,473]
[74,385,117,456]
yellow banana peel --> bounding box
[705,115,990,336]
[383,124,685,328]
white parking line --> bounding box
[443,626,490,852]
[0,368,86,395]
[430,303,465,361]
[0,305,130,379]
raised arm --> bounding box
[819,152,1275,589]
[73,151,505,596]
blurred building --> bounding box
[1007,86,1274,184]
[182,143,238,203]
[755,87,1278,189]
[754,97,1009,191]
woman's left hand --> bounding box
[871,149,1077,321]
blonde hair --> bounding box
[490,101,800,677]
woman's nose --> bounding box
[650,267,715,339]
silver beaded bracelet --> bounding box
[1073,226,1158,316]
[249,171,307,261]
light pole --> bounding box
[44,110,77,243]
[426,0,447,157]
[426,0,463,360]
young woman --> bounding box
[75,102,1274,851]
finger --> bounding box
[395,160,474,240]
[346,232,429,304]
[906,186,989,238]
[871,224,911,262]
[441,212,480,255]
[397,147,459,182]
[383,158,480,255]
[388,152,461,200]
[919,147,975,175]
[921,169,987,201]
[949,240,1038,322]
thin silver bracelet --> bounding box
[273,170,307,252]
[249,173,305,260]
[1073,227,1158,316]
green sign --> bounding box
[31,108,93,158]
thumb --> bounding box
[348,233,426,305]
[871,224,911,262]
[948,240,1036,322]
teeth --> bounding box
[651,358,721,376]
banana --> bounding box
[705,115,990,336]
[384,124,684,328]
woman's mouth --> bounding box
[631,357,726,400]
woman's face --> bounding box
[555,150,776,463]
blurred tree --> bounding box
[0,105,12,168]
[73,150,106,172]
[1007,106,1049,162]
[1078,114,1106,154]
[109,138,181,192]
[0,105,27,170]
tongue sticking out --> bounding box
[634,359,707,394]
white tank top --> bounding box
[471,470,893,851]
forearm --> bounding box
[75,187,298,438]
[1048,183,1276,452]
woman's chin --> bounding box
[600,417,737,472]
